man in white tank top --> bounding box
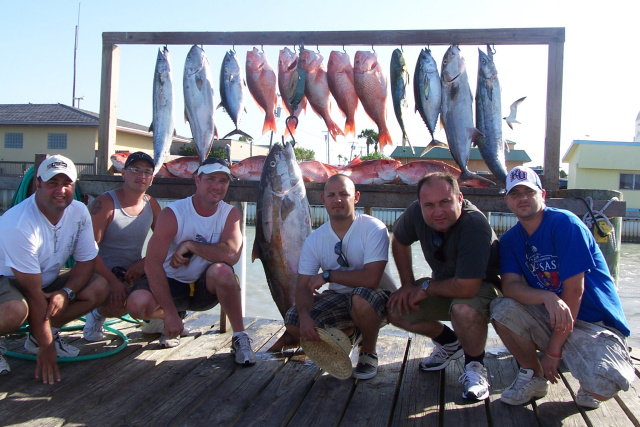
[83,152,161,342]
[126,158,256,365]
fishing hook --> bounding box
[232,44,236,53]
[371,44,376,53]
[489,44,496,55]
[285,116,299,148]
[343,44,346,53]
[316,45,320,53]
[400,44,404,52]
[261,44,264,53]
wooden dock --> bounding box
[1,312,639,426]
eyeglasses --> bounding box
[125,167,153,177]
[432,232,444,262]
[334,241,349,268]
[202,157,229,167]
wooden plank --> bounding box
[97,43,119,175]
[102,28,565,46]
[614,386,640,427]
[442,357,489,427]
[542,40,564,194]
[484,350,539,426]
[561,369,635,427]
[341,334,408,426]
[391,334,441,426]
[531,361,586,427]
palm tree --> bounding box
[358,129,379,155]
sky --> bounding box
[2,0,639,169]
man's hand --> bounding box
[307,274,325,295]
[43,291,67,319]
[541,354,561,384]
[542,293,574,333]
[163,312,184,339]
[107,280,129,312]
[124,259,145,283]
[169,242,193,269]
[35,344,60,384]
[388,285,422,315]
[299,314,320,341]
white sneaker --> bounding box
[231,332,256,366]
[159,335,180,348]
[459,361,490,400]
[83,309,106,341]
[0,354,10,375]
[576,387,600,409]
[24,331,80,358]
[419,340,463,371]
[140,318,165,334]
[501,368,549,405]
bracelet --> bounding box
[546,349,562,360]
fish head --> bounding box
[110,152,130,171]
[156,46,171,75]
[262,142,302,196]
[390,48,406,71]
[299,49,324,72]
[441,45,465,83]
[278,47,298,75]
[327,50,351,74]
[477,48,497,79]
[222,50,241,77]
[353,50,378,74]
[246,47,266,72]
[184,45,206,76]
[420,48,438,73]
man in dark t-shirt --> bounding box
[387,172,501,401]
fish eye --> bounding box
[270,161,276,167]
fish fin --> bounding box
[459,170,496,186]
[184,109,189,123]
[173,129,177,137]
[195,75,204,91]
[378,128,393,151]
[262,116,277,135]
[327,120,345,142]
[420,139,447,156]
[223,129,254,140]
[251,238,261,262]
[344,119,356,139]
[504,140,511,152]
[471,128,484,143]
[149,121,154,133]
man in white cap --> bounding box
[0,155,108,384]
[126,158,256,365]
[492,166,634,408]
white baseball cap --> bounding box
[505,166,542,194]
[37,155,78,182]
[197,158,232,178]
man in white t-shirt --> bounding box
[125,158,256,365]
[0,155,108,383]
[284,174,397,380]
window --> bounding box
[4,132,23,148]
[619,173,640,190]
[47,133,67,150]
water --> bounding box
[241,225,640,350]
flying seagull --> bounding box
[503,96,526,130]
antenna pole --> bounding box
[72,3,81,107]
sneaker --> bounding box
[140,318,165,334]
[576,387,600,409]
[83,309,105,342]
[353,352,378,380]
[419,340,463,371]
[24,331,80,358]
[231,332,256,366]
[0,354,10,375]
[159,335,180,348]
[459,361,490,400]
[501,368,549,405]
[348,328,363,357]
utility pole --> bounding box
[72,2,81,107]
[324,131,329,164]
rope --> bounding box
[577,196,618,251]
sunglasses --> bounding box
[432,233,445,262]
[334,241,349,268]
[202,157,229,167]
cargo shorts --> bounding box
[491,297,635,398]
[285,287,390,330]
[0,276,26,305]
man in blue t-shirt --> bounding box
[492,166,634,409]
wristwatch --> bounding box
[61,287,76,301]
[420,279,431,295]
[322,270,331,283]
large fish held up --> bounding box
[390,48,413,153]
[150,46,175,176]
[277,47,307,137]
[414,48,445,156]
[299,49,344,141]
[353,50,393,151]
[476,46,508,185]
[327,50,358,139]
[440,45,492,186]
[219,50,252,140]
[183,45,217,163]
[246,47,277,136]
[253,142,312,349]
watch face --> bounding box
[323,271,330,281]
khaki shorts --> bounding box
[399,279,501,324]
[491,297,635,398]
[0,276,26,305]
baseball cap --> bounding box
[124,151,154,169]
[197,158,232,178]
[37,154,78,182]
[505,166,542,194]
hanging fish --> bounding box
[246,47,277,136]
[353,50,393,151]
[476,46,508,184]
[390,48,413,153]
[278,47,307,137]
[327,50,358,139]
[414,48,446,156]
[218,50,252,140]
[183,45,217,163]
[150,46,175,175]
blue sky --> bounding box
[2,0,639,168]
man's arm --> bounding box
[170,206,243,268]
[295,273,320,341]
[387,236,418,315]
[324,260,386,290]
[11,269,60,384]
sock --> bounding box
[464,351,485,366]
[433,325,458,347]
[93,308,105,319]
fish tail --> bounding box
[378,128,393,151]
[327,120,345,142]
[262,115,277,135]
[343,118,356,138]
[223,128,254,140]
[459,169,496,186]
